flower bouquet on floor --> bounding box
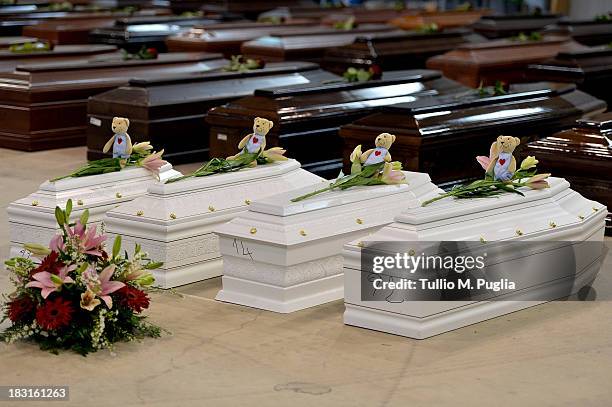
[1,200,164,355]
[422,135,551,207]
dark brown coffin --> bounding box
[321,28,484,74]
[543,19,612,46]
[261,5,409,24]
[21,9,171,44]
[471,14,561,39]
[426,36,588,87]
[0,52,225,151]
[165,20,317,57]
[390,10,490,30]
[206,69,469,178]
[524,113,612,233]
[89,15,224,51]
[0,44,118,72]
[86,61,338,163]
[526,46,612,106]
[195,0,306,17]
[240,24,394,63]
[339,82,606,187]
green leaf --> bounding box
[112,235,122,259]
[80,209,89,226]
[135,243,141,255]
[54,206,65,226]
[65,199,73,221]
[144,261,163,270]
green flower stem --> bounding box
[290,185,335,202]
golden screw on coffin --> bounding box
[169,213,177,219]
[77,199,84,206]
[299,230,307,236]
[136,210,144,217]
[250,227,257,234]
[515,229,523,236]
[208,205,215,212]
[245,199,251,205]
[31,201,39,206]
[549,221,557,228]
[356,218,363,224]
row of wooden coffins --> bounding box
[7,115,608,338]
[2,29,612,157]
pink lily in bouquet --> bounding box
[140,150,168,176]
[380,162,406,184]
[26,265,76,299]
[66,221,106,257]
[83,265,125,309]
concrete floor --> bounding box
[0,147,611,407]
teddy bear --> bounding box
[486,135,520,181]
[227,117,273,160]
[103,117,133,159]
[360,133,396,166]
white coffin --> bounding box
[103,159,324,288]
[215,171,442,313]
[343,177,608,339]
[7,165,181,257]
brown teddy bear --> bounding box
[486,135,520,181]
[103,117,132,159]
[227,117,273,160]
[360,133,396,166]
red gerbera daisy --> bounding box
[116,286,150,313]
[30,251,64,277]
[7,296,35,323]
[35,297,73,331]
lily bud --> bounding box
[520,156,539,171]
[23,243,51,257]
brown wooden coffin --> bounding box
[321,28,485,74]
[240,24,394,63]
[206,69,469,178]
[426,36,588,88]
[320,8,412,26]
[86,61,338,163]
[391,10,489,30]
[339,82,606,187]
[526,46,612,106]
[21,9,171,44]
[543,19,612,46]
[165,20,317,57]
[89,15,224,51]
[0,52,225,151]
[524,113,612,233]
[0,44,118,72]
[471,14,560,39]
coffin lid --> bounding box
[395,177,589,227]
[556,19,612,27]
[127,61,319,87]
[254,69,441,97]
[14,52,222,72]
[478,13,560,21]
[39,167,155,193]
[383,82,575,114]
[0,44,118,59]
[353,28,470,43]
[454,36,569,51]
[248,173,432,217]
[556,45,612,59]
[262,24,391,38]
[576,112,612,131]
[112,15,220,27]
[147,159,303,196]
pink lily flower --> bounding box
[99,265,125,309]
[526,173,551,190]
[476,156,491,171]
[67,221,106,257]
[380,162,406,185]
[140,150,168,175]
[49,234,65,252]
[26,265,75,299]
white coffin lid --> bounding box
[105,159,325,229]
[9,164,180,215]
[344,177,607,248]
[216,171,442,246]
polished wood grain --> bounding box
[543,19,612,46]
[240,24,394,63]
[526,46,612,106]
[390,10,490,30]
[206,69,469,178]
[165,20,318,57]
[525,112,612,233]
[426,36,588,87]
[0,44,118,72]
[87,62,337,163]
[472,14,560,39]
[340,82,606,187]
[0,52,225,151]
[322,28,485,74]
